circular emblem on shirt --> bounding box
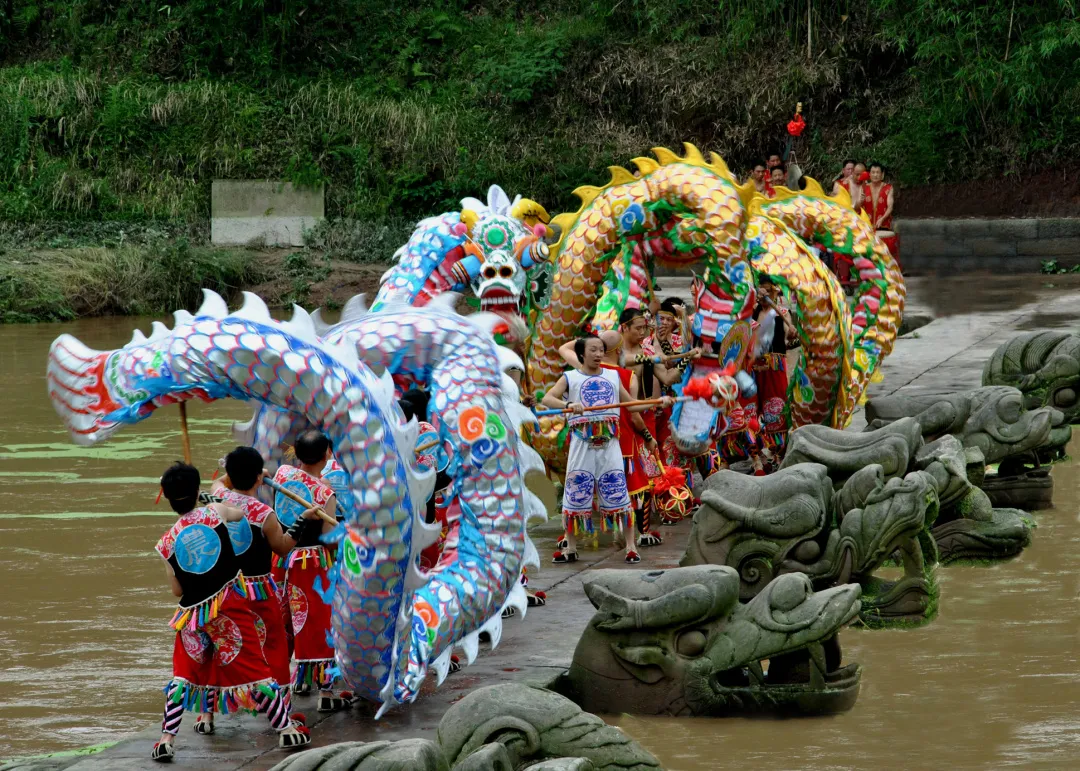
[579,376,615,408]
[275,480,311,527]
[226,519,253,555]
[181,629,212,664]
[174,524,222,575]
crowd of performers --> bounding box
[540,283,796,565]
[147,286,796,763]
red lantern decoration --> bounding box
[787,113,806,137]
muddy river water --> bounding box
[2,315,1080,768]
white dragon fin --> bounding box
[427,291,460,311]
[173,309,195,327]
[478,614,503,650]
[148,321,171,342]
[234,291,272,324]
[282,304,319,345]
[341,294,369,322]
[505,581,529,620]
[487,185,512,215]
[232,409,259,444]
[467,311,504,337]
[432,647,454,687]
[524,489,547,524]
[374,368,397,403]
[460,196,487,213]
[506,402,538,432]
[404,559,429,592]
[125,329,148,348]
[496,347,525,374]
[460,630,481,665]
[328,339,360,371]
[522,535,540,569]
[196,288,229,318]
[310,308,333,338]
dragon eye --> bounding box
[482,266,497,279]
[771,575,811,612]
[1054,388,1077,407]
[499,265,514,278]
[676,630,707,657]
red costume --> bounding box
[155,507,291,729]
[862,182,899,260]
[271,465,336,690]
[217,489,292,689]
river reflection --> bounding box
[612,435,1080,770]
[2,316,1079,767]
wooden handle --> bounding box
[262,478,337,526]
[178,402,192,465]
[535,396,687,417]
[415,438,440,455]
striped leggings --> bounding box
[160,683,293,735]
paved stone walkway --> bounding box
[6,275,1078,771]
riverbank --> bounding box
[0,243,390,323]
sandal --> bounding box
[290,713,307,727]
[193,716,214,735]
[501,606,517,619]
[552,550,578,564]
[449,655,462,674]
[625,550,641,564]
[639,532,663,547]
[660,516,680,526]
[527,591,547,607]
[151,741,175,763]
[557,536,569,550]
[292,682,311,696]
[279,726,311,750]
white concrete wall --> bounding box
[210,180,324,247]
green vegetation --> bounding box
[0,1,1077,228]
[0,240,264,322]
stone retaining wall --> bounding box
[899,218,1080,273]
[653,218,1080,276]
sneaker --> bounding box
[552,550,578,564]
[624,550,641,564]
[527,591,547,607]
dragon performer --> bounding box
[46,291,548,714]
[527,143,905,471]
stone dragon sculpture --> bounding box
[268,683,661,771]
[779,418,1033,563]
[45,291,547,713]
[550,565,862,717]
[681,458,938,625]
[983,330,1080,425]
[527,144,905,468]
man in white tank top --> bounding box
[542,335,672,563]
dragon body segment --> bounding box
[528,145,905,466]
[46,291,543,713]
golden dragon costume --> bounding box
[526,144,905,470]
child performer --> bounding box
[542,335,671,564]
[152,462,310,762]
[754,275,794,468]
[271,430,351,712]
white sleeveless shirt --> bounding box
[564,368,621,442]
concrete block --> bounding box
[896,218,944,236]
[211,180,324,247]
[943,219,990,238]
[1000,256,1044,274]
[1017,237,1080,257]
[966,238,1017,258]
[1037,219,1080,238]
[985,219,1039,240]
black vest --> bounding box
[166,511,240,609]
